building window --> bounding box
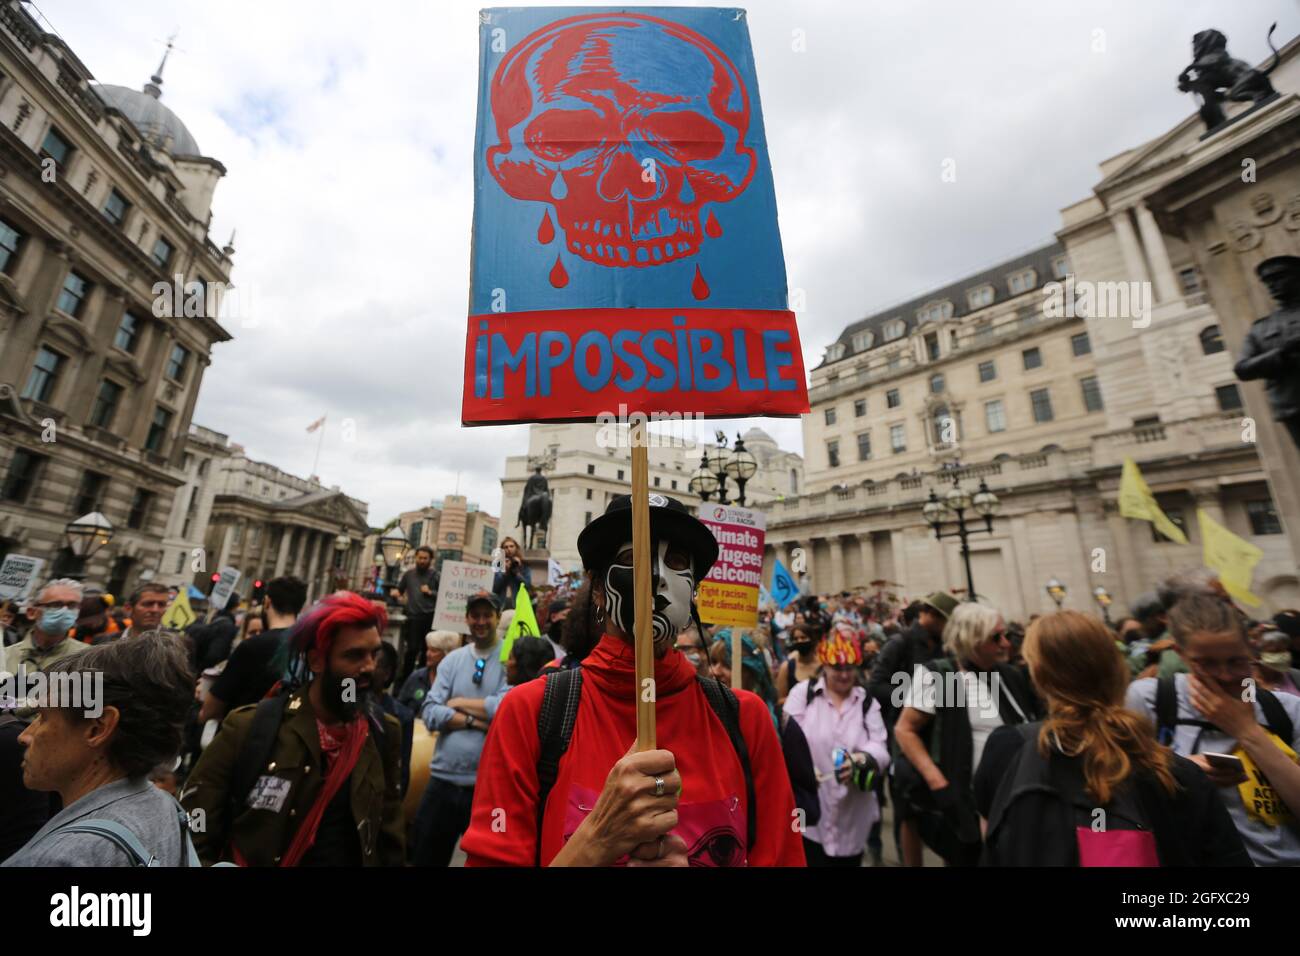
[175,552,187,574]
[40,126,72,167]
[89,380,124,430]
[584,512,592,525]
[1080,376,1104,413]
[824,407,837,426]
[1051,256,1070,279]
[1030,388,1054,422]
[1008,268,1037,295]
[197,458,209,477]
[114,313,140,353]
[854,398,866,417]
[932,406,955,446]
[1199,325,1225,355]
[886,388,901,409]
[21,346,63,402]
[978,360,996,383]
[1071,332,1091,356]
[967,285,994,310]
[1152,507,1187,544]
[102,188,130,227]
[617,469,624,480]
[145,407,172,453]
[56,271,91,317]
[166,344,189,382]
[586,464,595,475]
[825,343,846,363]
[126,489,153,530]
[917,301,952,324]
[890,424,906,453]
[985,400,1007,433]
[1179,267,1202,295]
[1022,347,1043,370]
[151,235,174,270]
[929,373,945,394]
[482,526,498,553]
[408,521,424,546]
[924,332,940,361]
[585,488,592,500]
[851,331,874,352]
[1246,500,1283,536]
[882,319,906,342]
[0,217,22,274]
[1215,384,1243,412]
[653,476,660,487]
[1,449,43,503]
[826,440,840,469]
[73,471,108,516]
[671,480,677,490]
[857,432,872,461]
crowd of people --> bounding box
[1,500,1298,868]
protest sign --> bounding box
[697,503,765,628]
[209,567,241,612]
[0,554,45,604]
[432,560,496,633]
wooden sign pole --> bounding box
[631,418,655,752]
[731,627,743,691]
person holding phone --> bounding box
[1126,594,1300,866]
[492,537,532,606]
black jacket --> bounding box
[1234,310,1300,420]
[868,624,941,726]
[977,723,1251,866]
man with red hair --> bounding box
[181,592,404,866]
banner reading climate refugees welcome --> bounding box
[463,8,808,424]
[697,504,765,628]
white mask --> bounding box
[603,538,696,645]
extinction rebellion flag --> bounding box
[463,7,808,424]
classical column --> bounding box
[303,531,321,597]
[1111,209,1150,287]
[827,536,845,593]
[1102,500,1140,612]
[255,523,272,580]
[1135,204,1180,304]
[273,525,292,577]
[214,522,234,571]
[858,534,874,585]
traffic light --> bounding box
[251,579,265,603]
[211,572,220,583]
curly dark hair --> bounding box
[562,579,602,663]
[46,629,195,778]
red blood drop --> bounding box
[692,264,710,300]
[538,210,555,245]
[704,210,722,238]
[549,254,569,288]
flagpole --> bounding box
[310,416,326,478]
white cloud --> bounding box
[41,0,1296,523]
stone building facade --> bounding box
[397,495,500,568]
[0,8,233,597]
[761,34,1300,620]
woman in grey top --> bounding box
[3,632,197,866]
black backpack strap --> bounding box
[1154,675,1177,746]
[534,666,583,866]
[697,676,757,853]
[1257,688,1294,744]
[227,693,291,835]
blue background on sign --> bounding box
[470,7,789,314]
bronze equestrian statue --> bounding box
[1178,23,1280,132]
[517,465,552,550]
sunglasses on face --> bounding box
[472,657,486,686]
[988,630,1009,644]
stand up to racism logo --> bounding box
[464,8,809,425]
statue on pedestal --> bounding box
[518,465,552,551]
[1234,255,1300,452]
[1178,24,1280,132]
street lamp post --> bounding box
[688,451,719,502]
[379,526,408,598]
[724,434,758,507]
[705,434,732,505]
[923,474,999,601]
[65,511,114,580]
[1092,584,1113,625]
[1046,576,1067,608]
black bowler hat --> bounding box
[1256,255,1300,277]
[577,493,719,578]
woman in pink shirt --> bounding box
[783,634,890,866]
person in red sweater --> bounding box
[460,494,805,867]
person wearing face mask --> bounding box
[542,596,569,665]
[1253,630,1300,697]
[3,580,89,679]
[674,624,709,678]
[775,623,822,708]
[459,493,805,867]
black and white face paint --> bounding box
[604,538,696,646]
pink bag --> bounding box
[1075,826,1160,867]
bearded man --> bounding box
[459,494,805,867]
[180,591,404,866]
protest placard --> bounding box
[432,560,496,633]
[697,503,765,629]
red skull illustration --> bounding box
[487,13,756,288]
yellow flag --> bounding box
[500,584,540,662]
[1198,508,1263,607]
[161,589,196,629]
[1118,457,1188,544]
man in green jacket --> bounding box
[181,592,404,866]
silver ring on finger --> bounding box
[654,776,666,798]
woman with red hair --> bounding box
[181,591,406,866]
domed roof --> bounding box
[741,426,777,446]
[95,83,202,157]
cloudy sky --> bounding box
[41,0,1296,523]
